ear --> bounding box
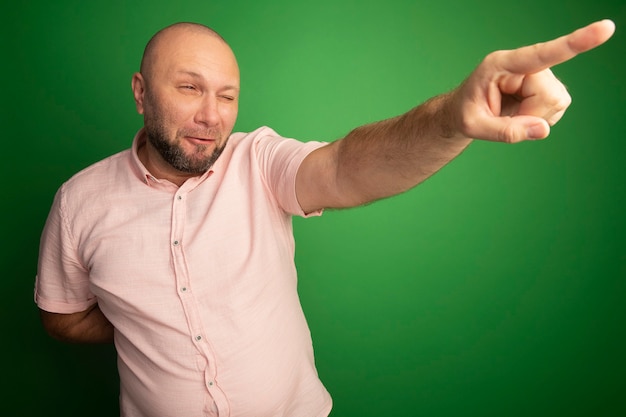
[131,73,146,114]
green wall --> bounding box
[3,0,625,415]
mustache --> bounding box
[177,128,222,141]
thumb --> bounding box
[474,115,551,143]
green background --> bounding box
[2,0,625,416]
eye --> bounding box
[220,95,236,101]
[177,84,202,96]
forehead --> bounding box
[150,29,239,84]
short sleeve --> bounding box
[253,128,327,217]
[34,185,97,313]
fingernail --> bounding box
[527,123,548,140]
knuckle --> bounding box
[499,123,520,144]
[549,94,572,115]
[484,49,507,65]
[545,92,571,110]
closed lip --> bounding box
[185,136,216,144]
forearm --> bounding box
[40,304,114,344]
[333,92,472,206]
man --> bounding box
[35,20,615,417]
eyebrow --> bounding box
[175,70,240,91]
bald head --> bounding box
[139,22,234,82]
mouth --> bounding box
[184,136,216,146]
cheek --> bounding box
[221,105,239,128]
[154,100,196,129]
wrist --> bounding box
[418,91,471,142]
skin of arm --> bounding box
[295,20,615,213]
[297,93,471,210]
[38,21,614,344]
[40,305,114,344]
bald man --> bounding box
[36,20,615,417]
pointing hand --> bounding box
[451,19,615,143]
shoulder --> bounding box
[227,126,326,158]
[227,126,283,148]
[65,149,131,184]
[58,149,134,204]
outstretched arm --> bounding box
[296,20,615,212]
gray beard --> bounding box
[146,126,226,174]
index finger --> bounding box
[498,19,616,74]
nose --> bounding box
[194,95,220,127]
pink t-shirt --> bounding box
[35,127,332,417]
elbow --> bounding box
[39,309,74,342]
[38,307,114,344]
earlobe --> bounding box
[131,73,146,114]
